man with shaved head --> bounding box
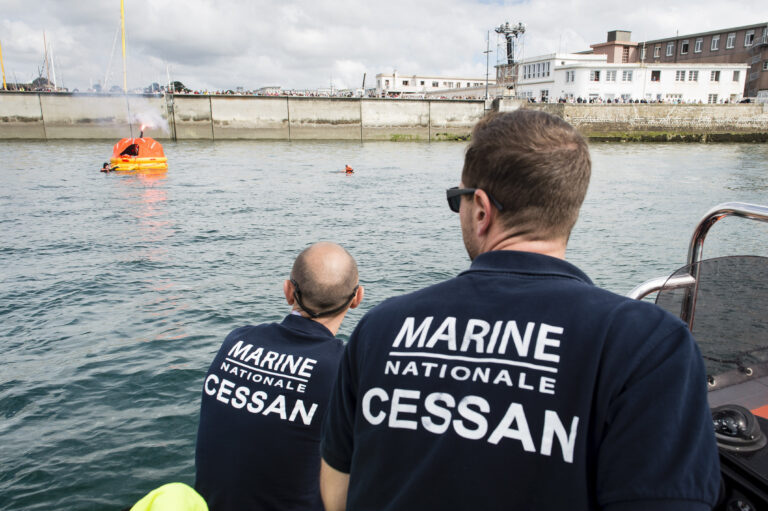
[195,242,363,511]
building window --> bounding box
[711,35,720,51]
[726,32,735,49]
[745,30,755,46]
[688,70,699,81]
[565,70,575,82]
[681,40,689,54]
[675,70,686,81]
[402,80,409,86]
[590,70,600,81]
[695,38,703,53]
[708,93,718,104]
[432,81,438,87]
[666,42,674,56]
[545,62,550,77]
[764,61,768,71]
[540,90,549,102]
[605,70,616,81]
[651,70,661,82]
[654,45,660,58]
[622,46,630,63]
[733,70,740,81]
[622,70,632,82]
[385,79,390,86]
[420,81,425,86]
[710,70,720,82]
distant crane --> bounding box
[495,22,525,65]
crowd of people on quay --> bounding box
[521,96,750,105]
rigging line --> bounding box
[104,25,120,90]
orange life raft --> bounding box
[109,137,168,172]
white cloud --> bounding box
[0,0,763,91]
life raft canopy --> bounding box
[109,136,168,172]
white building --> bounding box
[376,71,495,97]
[515,53,748,104]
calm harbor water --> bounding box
[1,139,768,509]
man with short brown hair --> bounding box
[319,110,720,511]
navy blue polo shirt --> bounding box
[321,250,720,511]
[195,314,344,511]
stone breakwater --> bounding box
[1,92,767,142]
[498,100,768,142]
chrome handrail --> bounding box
[687,202,768,266]
[627,274,695,300]
[629,202,768,328]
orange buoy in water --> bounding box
[109,133,168,172]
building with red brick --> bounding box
[592,24,767,100]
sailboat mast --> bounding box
[49,41,58,91]
[121,0,127,93]
[0,40,7,90]
[43,31,51,88]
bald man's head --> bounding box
[290,242,359,317]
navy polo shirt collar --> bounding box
[461,250,593,285]
[281,313,335,338]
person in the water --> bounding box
[345,165,354,175]
[101,162,116,172]
[319,110,721,511]
[195,242,364,511]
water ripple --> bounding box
[2,140,768,509]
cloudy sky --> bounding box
[0,0,764,92]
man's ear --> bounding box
[350,286,364,309]
[472,189,494,237]
[284,280,295,306]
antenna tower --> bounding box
[494,22,526,65]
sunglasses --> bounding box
[445,187,504,213]
[290,278,359,318]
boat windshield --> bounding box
[656,256,768,390]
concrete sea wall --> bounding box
[0,92,485,141]
[1,92,767,141]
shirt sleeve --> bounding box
[596,314,721,509]
[320,332,358,473]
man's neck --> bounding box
[488,237,567,259]
[291,307,344,335]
